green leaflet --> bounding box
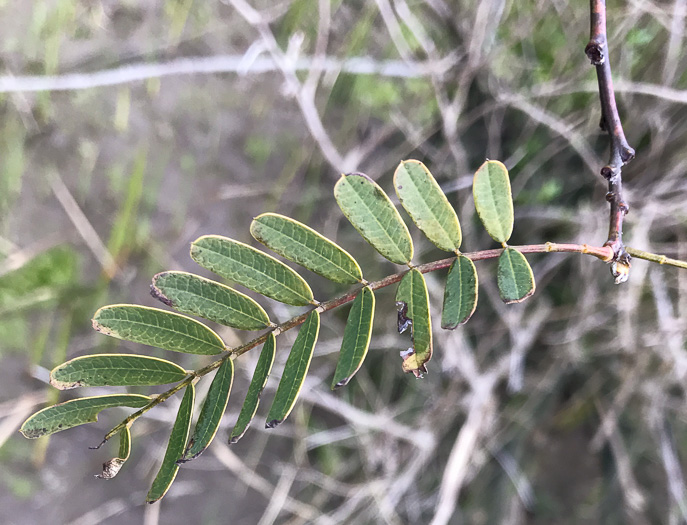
[147,384,194,503]
[20,394,151,439]
[50,354,188,389]
[265,310,320,428]
[229,334,276,443]
[473,160,514,244]
[190,235,315,306]
[394,160,462,252]
[331,287,375,389]
[497,248,536,304]
[334,172,413,265]
[250,213,363,284]
[441,256,479,329]
[97,426,131,480]
[151,271,271,331]
[396,269,432,377]
[179,358,234,462]
[92,305,225,355]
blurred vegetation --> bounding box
[1,1,687,524]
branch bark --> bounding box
[585,0,636,283]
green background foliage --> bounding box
[1,1,687,524]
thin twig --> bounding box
[593,400,648,514]
[0,55,455,94]
[229,0,346,172]
[626,246,687,269]
[429,379,497,525]
[48,171,119,279]
[257,465,298,525]
[663,0,687,86]
[585,0,636,283]
[530,78,687,105]
[210,442,329,523]
[498,95,602,176]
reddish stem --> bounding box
[585,0,635,283]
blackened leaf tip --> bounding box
[334,378,351,389]
[149,283,174,307]
[265,419,282,429]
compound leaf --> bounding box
[250,213,363,284]
[178,357,234,462]
[151,271,271,331]
[334,172,413,265]
[190,235,314,306]
[473,160,514,243]
[497,248,536,303]
[394,160,462,252]
[147,384,195,503]
[266,310,320,428]
[229,333,276,443]
[50,354,188,389]
[92,305,225,356]
[97,426,131,480]
[396,269,432,376]
[442,256,478,329]
[20,394,151,439]
[331,286,375,389]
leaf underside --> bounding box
[92,305,225,356]
[50,354,188,389]
[230,333,276,443]
[394,160,462,252]
[266,310,320,428]
[332,286,375,388]
[251,213,363,284]
[190,235,315,306]
[151,271,271,331]
[334,172,413,265]
[179,358,234,462]
[147,384,195,503]
[20,394,151,439]
[497,248,536,303]
[473,160,514,243]
[442,256,479,329]
[396,269,432,376]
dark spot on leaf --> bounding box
[334,377,351,389]
[396,301,411,333]
[177,448,205,464]
[150,281,174,308]
[265,419,282,429]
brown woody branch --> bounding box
[585,0,635,283]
